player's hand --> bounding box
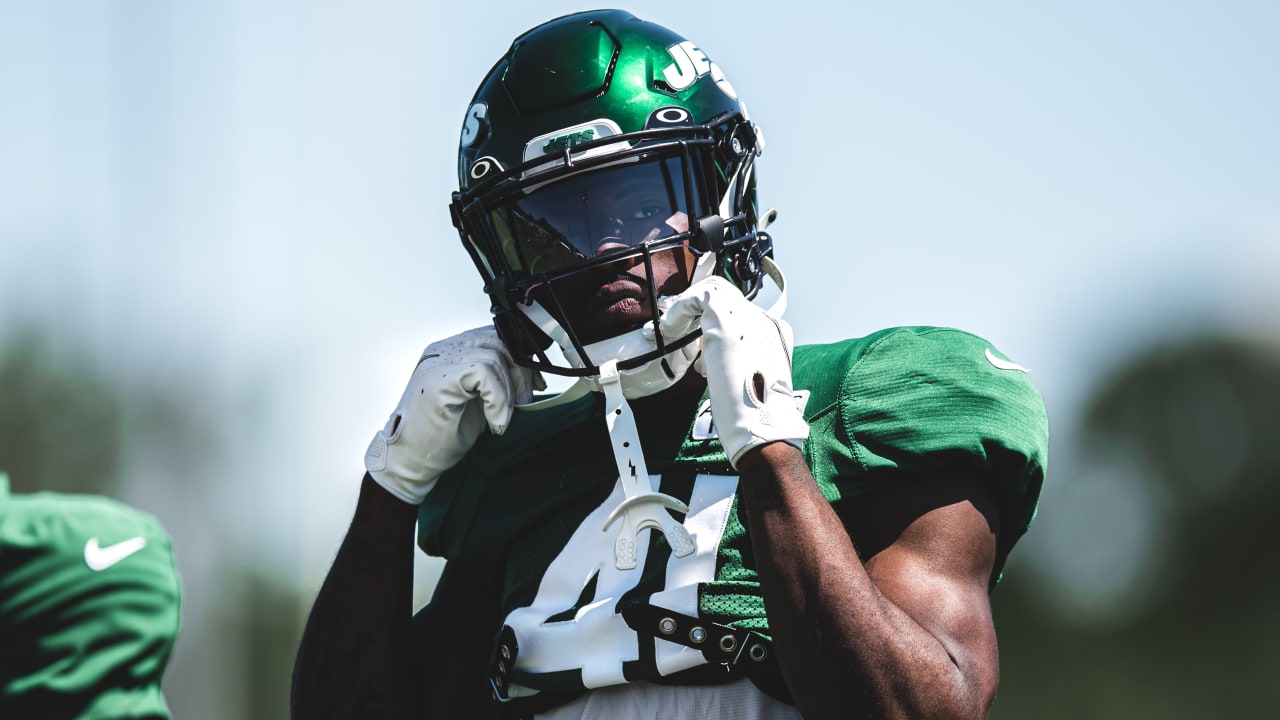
[364,326,543,504]
[660,276,809,468]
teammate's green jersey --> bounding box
[419,327,1048,697]
[0,474,181,719]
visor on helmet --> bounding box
[488,154,704,276]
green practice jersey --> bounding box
[0,474,181,719]
[418,327,1048,697]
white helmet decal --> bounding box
[661,41,737,100]
[460,102,488,148]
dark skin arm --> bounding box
[406,562,501,718]
[292,474,418,719]
[292,474,496,719]
[737,443,1001,720]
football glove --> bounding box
[660,276,809,468]
[364,326,543,504]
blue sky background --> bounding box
[2,2,1278,716]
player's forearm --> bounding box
[292,474,419,719]
[736,444,987,720]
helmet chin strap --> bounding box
[514,253,788,410]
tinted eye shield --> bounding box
[489,157,698,275]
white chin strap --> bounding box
[514,253,789,409]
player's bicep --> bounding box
[856,476,1001,685]
[410,561,501,719]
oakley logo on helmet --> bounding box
[469,156,503,181]
[649,107,692,126]
[662,41,737,100]
[461,102,488,148]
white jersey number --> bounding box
[503,473,738,691]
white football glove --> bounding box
[364,326,543,505]
[660,276,809,468]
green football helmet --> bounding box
[450,9,772,390]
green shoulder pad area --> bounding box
[797,327,1048,491]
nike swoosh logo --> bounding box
[985,348,1029,373]
[84,536,148,571]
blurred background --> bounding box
[2,1,1277,717]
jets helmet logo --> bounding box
[662,41,737,100]
[460,102,488,148]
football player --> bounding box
[293,9,1048,720]
[0,472,182,718]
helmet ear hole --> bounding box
[724,236,768,297]
[729,249,755,285]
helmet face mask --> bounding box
[450,10,771,384]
